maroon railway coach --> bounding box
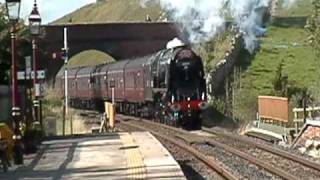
[56,39,207,129]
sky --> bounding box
[0,0,96,24]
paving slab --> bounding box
[0,132,185,180]
[131,132,186,179]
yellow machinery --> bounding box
[104,102,116,131]
[0,123,14,161]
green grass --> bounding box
[52,0,162,24]
[275,0,313,17]
[67,49,116,68]
[234,26,319,121]
[42,88,93,136]
[244,26,316,91]
[53,0,313,24]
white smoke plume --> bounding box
[229,0,270,52]
[141,0,296,53]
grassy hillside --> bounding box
[53,0,313,24]
[233,26,319,121]
[275,0,313,17]
[220,0,319,123]
[244,27,315,92]
[67,49,115,68]
[52,0,163,24]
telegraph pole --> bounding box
[64,27,69,115]
[62,27,69,136]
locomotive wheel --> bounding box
[179,112,202,130]
[191,112,202,130]
[170,119,178,128]
[155,103,162,123]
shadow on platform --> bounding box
[0,134,185,179]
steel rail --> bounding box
[119,119,238,180]
[143,119,300,179]
[205,140,298,180]
[202,127,320,172]
[117,115,300,180]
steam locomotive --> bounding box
[56,38,207,129]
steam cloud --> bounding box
[141,0,296,53]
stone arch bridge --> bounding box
[41,22,183,79]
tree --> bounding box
[0,6,11,84]
[305,0,320,105]
[306,0,320,56]
[0,5,32,85]
[273,59,288,97]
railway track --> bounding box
[118,117,237,180]
[202,128,320,178]
[116,115,320,180]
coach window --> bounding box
[116,78,119,88]
[95,76,99,87]
[120,78,124,88]
[116,78,120,88]
[133,74,136,89]
[91,77,95,84]
[131,72,134,88]
[137,72,141,88]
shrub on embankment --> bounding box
[232,26,320,123]
[203,0,320,127]
[43,88,98,136]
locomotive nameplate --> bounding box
[176,50,194,60]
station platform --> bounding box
[0,132,185,179]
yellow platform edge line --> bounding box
[120,133,146,179]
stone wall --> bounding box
[293,121,320,159]
[206,32,243,96]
